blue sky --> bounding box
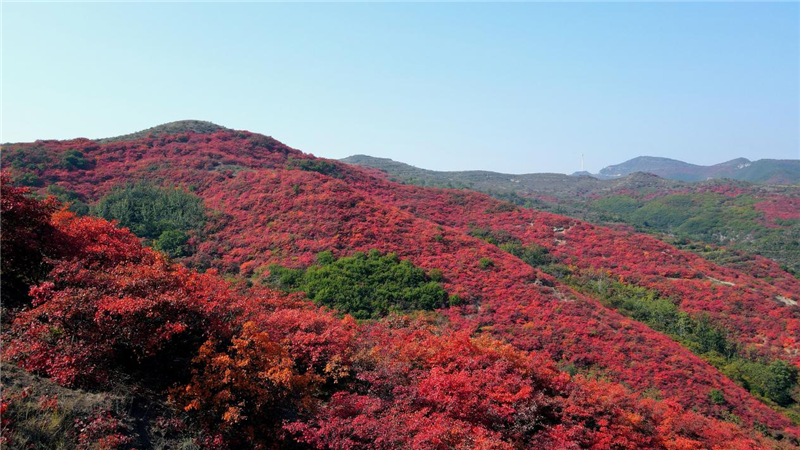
[2,2,798,174]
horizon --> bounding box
[3,2,798,173]
[7,118,797,176]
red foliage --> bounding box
[288,319,760,449]
[74,410,133,450]
[0,173,65,310]
[4,129,800,443]
[172,321,319,447]
[755,196,800,227]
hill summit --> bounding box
[96,120,227,143]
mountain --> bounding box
[342,154,800,276]
[2,122,800,448]
[597,156,800,184]
[341,154,673,196]
[95,119,228,143]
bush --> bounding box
[1,175,63,311]
[709,389,726,405]
[60,149,93,170]
[46,185,89,215]
[478,257,494,269]
[154,229,190,258]
[500,242,551,267]
[16,172,44,187]
[267,250,449,319]
[566,269,800,410]
[287,157,342,178]
[93,182,206,255]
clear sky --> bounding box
[2,2,798,174]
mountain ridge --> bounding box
[596,155,799,184]
[344,153,799,185]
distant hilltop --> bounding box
[592,156,799,185]
[343,154,799,187]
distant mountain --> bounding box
[341,154,800,275]
[341,154,677,197]
[597,156,799,184]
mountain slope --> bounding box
[342,154,800,275]
[598,156,800,184]
[342,154,621,195]
[2,123,800,446]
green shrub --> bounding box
[563,269,799,411]
[60,149,93,170]
[4,147,53,172]
[154,229,190,258]
[593,195,641,216]
[267,250,449,319]
[287,157,342,178]
[16,172,44,187]
[468,227,518,246]
[499,242,551,268]
[46,184,89,215]
[709,389,727,405]
[478,258,494,269]
[93,182,206,256]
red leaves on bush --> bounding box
[3,127,800,444]
[288,320,760,449]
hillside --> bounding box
[597,156,800,184]
[342,154,618,195]
[2,122,800,448]
[95,120,227,144]
[342,155,800,275]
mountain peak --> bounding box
[96,120,228,143]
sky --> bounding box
[2,2,798,174]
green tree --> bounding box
[154,229,190,258]
[93,182,206,256]
[764,360,798,406]
[60,149,93,170]
[267,250,450,319]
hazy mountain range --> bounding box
[343,154,799,186]
[595,156,799,184]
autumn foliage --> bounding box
[2,125,800,447]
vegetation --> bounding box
[3,128,800,446]
[59,149,94,170]
[95,119,226,143]
[499,241,552,267]
[286,156,342,178]
[267,250,451,319]
[548,266,799,421]
[4,146,54,173]
[469,226,552,267]
[92,182,206,257]
[343,155,800,275]
[593,192,800,276]
[4,179,770,448]
[593,192,760,237]
[46,184,89,215]
[1,366,135,450]
[16,172,44,187]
